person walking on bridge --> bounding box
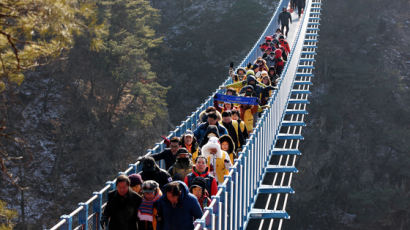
[278,7,292,37]
[297,0,306,19]
[100,175,142,230]
[155,181,203,230]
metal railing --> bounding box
[46,0,317,229]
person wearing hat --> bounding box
[189,177,212,212]
[194,111,228,145]
[231,109,248,140]
[138,156,172,190]
[239,86,259,135]
[129,173,143,195]
[220,111,245,153]
[180,130,199,162]
[279,35,291,54]
[201,136,232,183]
[219,134,237,164]
[167,148,193,181]
[138,180,162,230]
[184,156,218,196]
[199,124,221,147]
[198,106,222,124]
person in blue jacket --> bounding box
[154,181,203,230]
[194,111,227,144]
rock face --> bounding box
[287,0,410,229]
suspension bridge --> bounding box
[48,0,322,229]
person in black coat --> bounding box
[278,7,292,37]
[138,156,172,189]
[151,137,180,170]
[297,0,306,18]
[101,175,142,230]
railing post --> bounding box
[106,181,115,191]
[60,215,72,230]
[129,163,137,174]
[217,184,226,230]
[194,219,205,230]
[92,192,103,230]
[212,194,221,230]
[204,206,213,229]
[78,202,88,230]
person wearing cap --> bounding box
[184,156,218,196]
[189,177,212,211]
[279,35,291,54]
[167,148,193,181]
[194,111,228,145]
[225,87,238,96]
[201,137,232,183]
[220,111,245,153]
[239,86,259,135]
[154,181,202,230]
[138,180,162,230]
[129,173,144,195]
[101,175,142,230]
[138,156,172,190]
[180,130,199,162]
[151,136,180,170]
[278,7,292,37]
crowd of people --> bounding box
[101,11,296,230]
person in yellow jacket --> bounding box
[201,136,232,183]
[180,130,200,162]
[231,109,249,140]
[219,135,237,163]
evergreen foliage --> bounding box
[0,0,104,92]
[0,200,16,230]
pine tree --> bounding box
[0,0,105,92]
[0,200,17,230]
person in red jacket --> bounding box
[274,48,285,76]
[279,35,291,54]
[184,156,218,196]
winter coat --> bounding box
[297,0,306,8]
[279,40,291,54]
[201,137,232,183]
[239,104,259,134]
[220,120,245,152]
[195,123,227,147]
[139,167,173,190]
[184,167,218,196]
[154,181,203,230]
[180,134,200,162]
[219,135,237,163]
[236,119,249,140]
[168,159,193,181]
[102,189,142,230]
[278,11,292,25]
[151,149,177,170]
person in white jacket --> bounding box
[201,137,232,183]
